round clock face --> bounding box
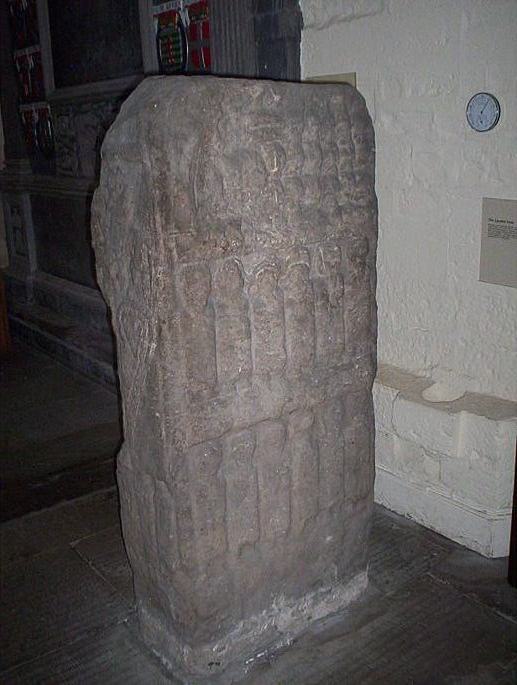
[466,93,501,132]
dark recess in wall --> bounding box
[48,0,143,88]
[253,0,303,80]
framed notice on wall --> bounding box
[479,198,517,289]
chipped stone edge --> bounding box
[140,570,368,680]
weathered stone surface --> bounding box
[91,75,377,678]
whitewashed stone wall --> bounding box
[301,0,517,556]
[374,366,516,557]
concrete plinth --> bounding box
[92,76,377,678]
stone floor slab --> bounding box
[0,489,120,569]
[429,547,517,622]
[0,546,132,671]
[1,457,117,521]
[1,390,119,445]
[369,505,453,595]
[1,622,174,685]
[0,422,120,482]
[0,503,515,683]
[1,345,121,520]
[0,348,99,412]
[73,525,134,603]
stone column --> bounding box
[92,76,377,678]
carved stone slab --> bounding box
[92,75,377,678]
[52,98,120,178]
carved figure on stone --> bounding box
[213,259,252,385]
[249,263,286,376]
[180,263,217,398]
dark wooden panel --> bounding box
[48,0,142,88]
[31,193,96,287]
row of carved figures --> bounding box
[177,250,371,394]
[120,392,371,573]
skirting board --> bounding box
[375,466,511,558]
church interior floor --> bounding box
[0,342,515,683]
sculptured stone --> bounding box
[92,75,377,678]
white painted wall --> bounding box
[301,0,517,402]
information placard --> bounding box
[479,197,517,289]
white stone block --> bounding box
[372,379,398,431]
[457,412,517,469]
[375,427,394,466]
[393,436,440,486]
[375,468,512,558]
[376,426,439,481]
[440,413,517,512]
[372,366,516,558]
[439,455,508,513]
[392,395,458,457]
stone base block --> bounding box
[140,571,368,679]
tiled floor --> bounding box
[1,345,516,683]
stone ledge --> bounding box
[373,363,517,558]
[9,307,115,387]
[47,74,143,106]
[377,363,517,421]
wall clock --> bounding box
[466,93,501,132]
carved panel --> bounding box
[52,98,121,178]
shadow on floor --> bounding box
[0,342,121,521]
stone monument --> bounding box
[92,76,377,678]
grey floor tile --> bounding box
[368,505,452,595]
[67,489,122,539]
[1,621,176,684]
[0,346,54,389]
[1,504,84,569]
[73,525,134,603]
[1,345,121,519]
[1,503,516,684]
[429,547,517,621]
[0,546,132,672]
[1,489,121,570]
